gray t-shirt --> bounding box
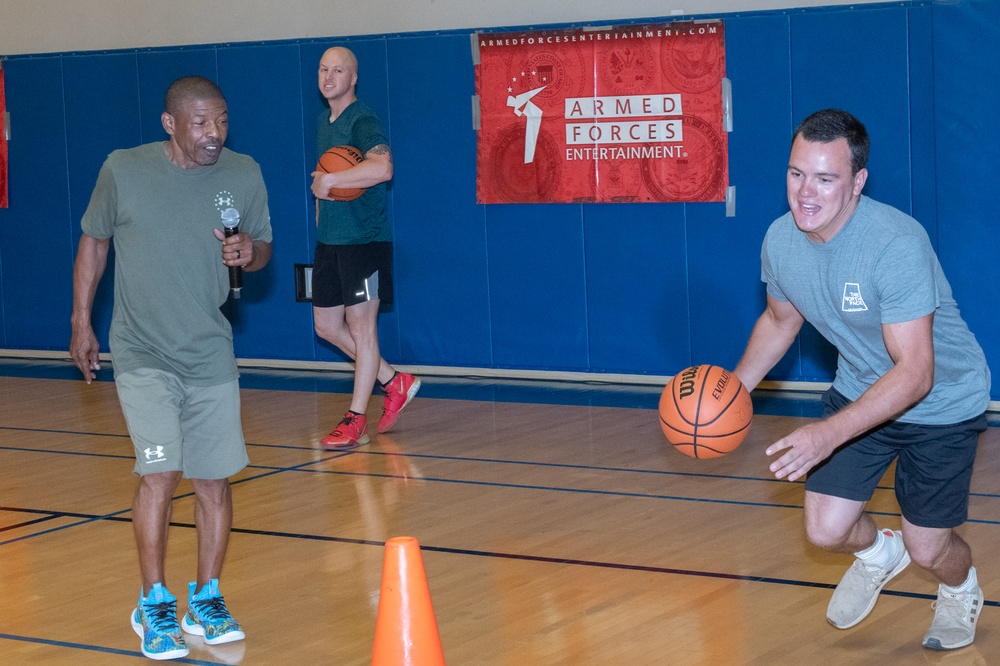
[81,142,273,385]
[762,195,990,424]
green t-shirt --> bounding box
[81,142,273,385]
[315,100,390,245]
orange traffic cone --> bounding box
[371,536,446,665]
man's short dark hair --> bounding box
[164,76,226,116]
[793,109,870,174]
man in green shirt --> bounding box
[70,76,272,661]
[310,46,420,449]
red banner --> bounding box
[475,21,728,204]
[0,65,7,208]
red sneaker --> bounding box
[320,412,370,450]
[377,372,421,433]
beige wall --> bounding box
[3,0,892,56]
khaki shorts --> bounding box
[115,368,249,479]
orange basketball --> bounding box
[316,145,365,201]
[658,364,753,459]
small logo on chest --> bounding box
[842,283,868,312]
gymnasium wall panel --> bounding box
[64,54,143,227]
[689,14,793,376]
[583,202,690,375]
[0,57,73,350]
[385,35,495,369]
[789,8,915,216]
[217,43,315,361]
[486,204,590,371]
[905,7,937,237]
[686,197,777,374]
[63,53,143,352]
[931,0,1000,387]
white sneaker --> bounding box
[827,529,910,629]
[922,584,984,650]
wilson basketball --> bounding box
[316,145,365,201]
[658,364,753,459]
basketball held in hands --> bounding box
[316,145,365,201]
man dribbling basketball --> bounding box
[734,109,990,650]
[310,46,420,449]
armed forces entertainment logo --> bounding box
[476,21,728,203]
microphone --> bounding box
[221,208,242,299]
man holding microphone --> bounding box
[70,76,272,660]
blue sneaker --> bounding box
[130,583,189,660]
[181,578,245,645]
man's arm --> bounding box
[734,295,805,391]
[70,233,110,384]
[766,313,935,481]
[311,143,393,200]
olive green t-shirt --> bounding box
[81,142,272,385]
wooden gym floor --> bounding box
[1,358,998,665]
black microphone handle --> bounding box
[224,225,243,298]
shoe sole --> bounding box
[182,614,247,644]
[828,549,912,629]
[922,588,983,651]
[377,378,422,433]
[321,432,370,450]
[204,629,247,645]
[923,636,975,651]
[131,610,190,660]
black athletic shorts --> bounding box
[312,241,394,308]
[805,388,987,528]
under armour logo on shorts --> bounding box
[144,446,166,462]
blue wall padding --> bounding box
[385,35,489,368]
[932,0,1000,398]
[1,0,998,399]
[1,57,74,350]
[583,202,690,374]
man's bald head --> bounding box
[320,47,358,76]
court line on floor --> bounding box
[3,361,999,425]
[272,464,1000,526]
[192,524,1000,608]
[0,633,229,665]
[0,447,353,547]
[6,434,1000,503]
[3,437,1000,537]
[0,514,64,532]
[0,435,828,491]
[0,507,133,547]
[1,507,993,608]
[4,496,998,613]
[360,449,1000,500]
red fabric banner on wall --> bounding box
[475,21,728,204]
[0,65,8,209]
